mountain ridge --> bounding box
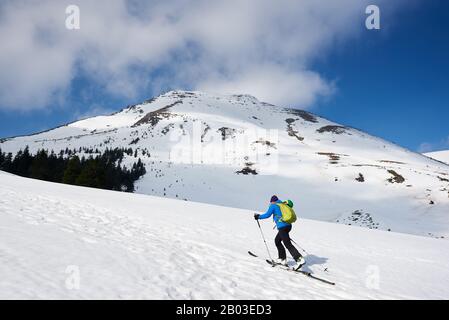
[1,90,448,238]
[425,150,449,165]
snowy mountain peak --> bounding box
[159,90,261,103]
[1,91,449,238]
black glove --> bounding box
[254,213,260,220]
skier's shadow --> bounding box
[294,254,328,273]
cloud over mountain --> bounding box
[0,0,403,111]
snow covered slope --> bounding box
[1,171,448,299]
[425,150,449,165]
[1,91,449,238]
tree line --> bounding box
[0,147,146,192]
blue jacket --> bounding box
[259,200,291,230]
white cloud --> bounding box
[197,64,335,107]
[72,104,117,122]
[0,0,405,111]
[418,136,449,153]
[418,143,435,153]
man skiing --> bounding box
[254,195,306,270]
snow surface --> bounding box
[1,91,449,238]
[1,171,449,299]
[425,150,449,165]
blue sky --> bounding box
[0,0,447,152]
[313,0,449,152]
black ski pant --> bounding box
[275,225,302,260]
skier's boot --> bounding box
[275,258,288,266]
[293,256,306,270]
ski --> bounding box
[248,251,258,257]
[265,259,335,286]
[249,250,335,285]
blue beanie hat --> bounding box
[270,195,279,202]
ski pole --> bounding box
[256,218,274,263]
[291,238,309,254]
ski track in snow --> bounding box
[1,172,449,299]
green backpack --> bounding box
[277,200,297,224]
